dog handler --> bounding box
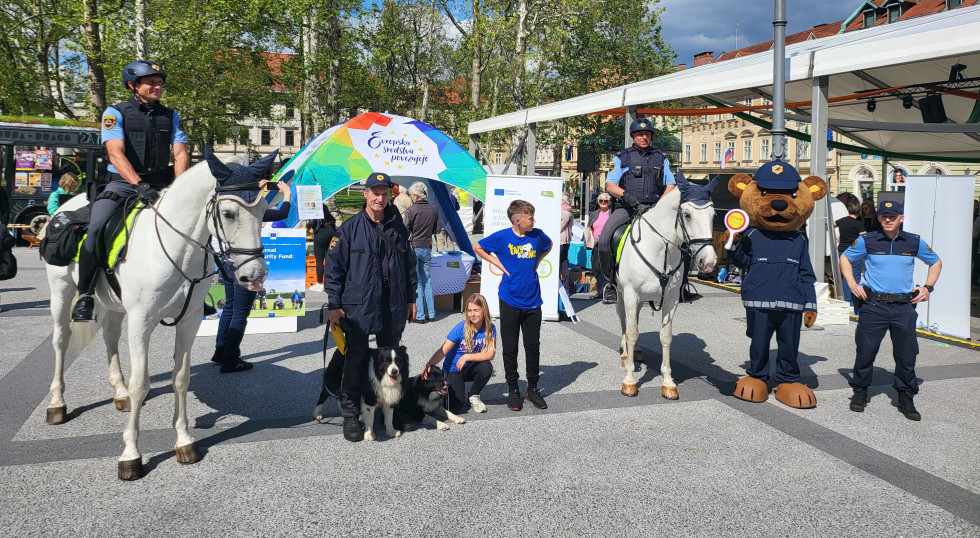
[324,172,417,442]
[840,200,941,421]
[72,60,188,321]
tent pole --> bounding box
[625,106,637,147]
[809,76,841,299]
[469,134,478,159]
[527,123,537,176]
[771,0,788,161]
[881,156,889,194]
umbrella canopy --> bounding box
[273,112,486,214]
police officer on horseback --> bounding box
[595,118,675,302]
[71,60,189,321]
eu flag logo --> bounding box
[494,189,504,196]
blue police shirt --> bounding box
[101,106,188,173]
[844,231,939,294]
[478,227,552,309]
[606,156,675,187]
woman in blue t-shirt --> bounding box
[422,293,497,413]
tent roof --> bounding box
[468,6,980,158]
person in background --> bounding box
[559,193,574,294]
[403,182,441,323]
[393,184,414,217]
[834,198,866,304]
[587,192,613,300]
[860,199,882,234]
[47,173,80,215]
[434,186,460,252]
[421,293,497,413]
[307,206,337,292]
[291,289,303,310]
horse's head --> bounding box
[205,148,278,291]
[677,172,718,274]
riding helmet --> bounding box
[122,60,167,89]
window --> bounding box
[286,106,295,119]
[728,113,736,120]
[744,96,753,106]
[743,139,752,161]
[684,144,691,163]
[948,0,963,8]
[863,10,876,28]
[762,97,772,106]
[285,130,295,146]
[260,129,271,145]
[727,141,736,160]
[700,106,709,123]
[887,4,901,23]
[714,142,722,162]
[700,143,707,162]
[797,140,810,161]
[716,113,724,121]
[684,116,691,126]
[761,138,770,160]
[494,152,502,165]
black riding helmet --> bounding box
[629,118,654,136]
[122,60,167,90]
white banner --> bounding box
[480,175,563,321]
[295,185,324,221]
[903,175,972,339]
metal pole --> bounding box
[771,0,788,161]
[526,123,537,176]
[625,106,637,148]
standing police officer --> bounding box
[324,172,418,442]
[71,60,189,321]
[840,201,941,421]
[595,118,676,300]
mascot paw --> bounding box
[733,376,769,403]
[775,382,816,409]
[803,311,817,328]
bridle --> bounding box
[627,200,714,310]
[144,183,266,326]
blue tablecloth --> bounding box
[567,242,591,269]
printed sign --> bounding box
[28,172,41,187]
[15,151,34,170]
[295,184,325,221]
[35,149,53,170]
[15,172,28,187]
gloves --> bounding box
[620,191,640,211]
[803,311,817,328]
[136,183,160,205]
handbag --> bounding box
[583,227,595,249]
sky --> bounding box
[658,0,861,68]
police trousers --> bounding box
[340,282,400,417]
[851,299,919,394]
[745,308,803,383]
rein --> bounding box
[628,201,713,311]
[144,185,265,326]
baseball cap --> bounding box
[364,172,394,188]
[877,200,903,215]
[752,160,802,190]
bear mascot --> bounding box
[725,159,827,409]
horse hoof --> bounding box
[114,397,131,412]
[46,406,67,425]
[118,458,145,481]
[175,443,200,464]
[621,383,638,397]
[662,386,679,400]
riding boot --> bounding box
[71,253,100,321]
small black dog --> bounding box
[401,366,466,431]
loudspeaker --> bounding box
[919,93,947,123]
[577,149,596,173]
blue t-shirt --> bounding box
[606,156,675,186]
[479,227,552,309]
[843,232,939,294]
[442,321,495,373]
[291,292,303,302]
[101,105,188,174]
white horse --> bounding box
[45,153,271,480]
[616,180,717,399]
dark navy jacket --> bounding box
[113,98,176,186]
[730,227,818,312]
[324,205,417,336]
[615,146,666,203]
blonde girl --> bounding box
[422,293,497,413]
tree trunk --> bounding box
[512,0,529,109]
[552,143,561,177]
[134,0,148,59]
[81,0,107,117]
[301,5,326,143]
[325,0,342,126]
[470,0,481,115]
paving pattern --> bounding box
[1,250,978,536]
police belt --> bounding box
[866,290,914,303]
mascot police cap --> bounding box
[752,159,801,190]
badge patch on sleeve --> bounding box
[103,116,117,130]
[328,237,340,251]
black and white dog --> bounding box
[361,346,409,441]
[402,366,466,431]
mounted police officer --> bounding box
[71,60,189,321]
[595,118,676,301]
[323,172,418,442]
[840,201,942,421]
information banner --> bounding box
[480,175,563,321]
[296,184,324,221]
[198,228,307,336]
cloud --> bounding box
[658,0,856,66]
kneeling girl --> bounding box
[422,293,497,413]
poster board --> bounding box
[903,175,972,339]
[198,228,307,336]
[480,175,562,321]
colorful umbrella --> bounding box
[273,112,486,225]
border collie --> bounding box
[362,346,409,441]
[402,366,466,431]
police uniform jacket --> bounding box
[324,205,418,336]
[730,227,818,312]
[110,98,179,186]
[615,146,667,203]
[843,230,939,294]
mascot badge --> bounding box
[724,160,827,408]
